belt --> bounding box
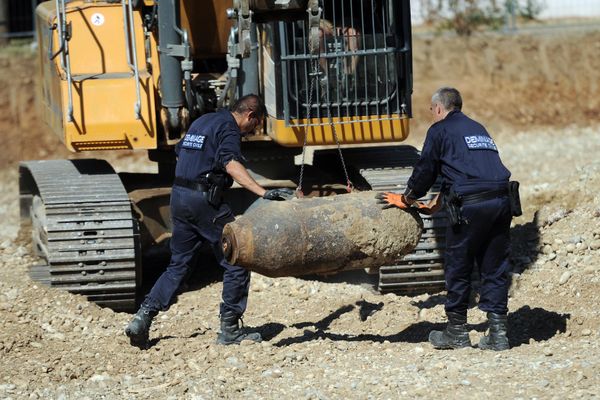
[460,188,508,206]
[174,177,210,192]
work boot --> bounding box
[429,311,472,349]
[125,304,157,346]
[216,311,262,345]
[479,312,510,351]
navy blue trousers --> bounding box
[444,196,512,316]
[143,185,250,317]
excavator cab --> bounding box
[260,0,413,145]
[277,0,411,119]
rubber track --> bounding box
[348,146,448,295]
[20,159,138,311]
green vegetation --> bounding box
[417,0,546,36]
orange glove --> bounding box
[375,192,413,210]
[375,192,442,215]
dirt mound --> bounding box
[410,30,600,136]
[0,48,69,169]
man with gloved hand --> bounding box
[126,94,292,347]
[376,87,514,352]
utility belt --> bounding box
[174,177,210,192]
[444,181,522,226]
[174,172,232,207]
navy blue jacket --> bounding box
[175,110,243,182]
[407,111,511,198]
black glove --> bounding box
[263,188,295,201]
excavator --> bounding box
[19,0,447,311]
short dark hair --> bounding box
[231,94,266,120]
[432,87,462,111]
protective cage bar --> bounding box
[278,0,412,127]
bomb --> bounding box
[222,191,423,277]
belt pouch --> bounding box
[207,184,223,207]
[444,188,463,226]
[508,181,522,217]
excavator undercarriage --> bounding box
[20,159,140,311]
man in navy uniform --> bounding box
[126,94,293,346]
[377,87,513,351]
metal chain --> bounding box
[328,110,353,192]
[297,15,354,194]
[297,58,319,195]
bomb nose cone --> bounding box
[221,234,235,264]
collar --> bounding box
[218,109,242,134]
[446,110,462,118]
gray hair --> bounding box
[431,87,462,112]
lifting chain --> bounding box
[296,9,354,196]
[296,58,319,197]
[328,102,353,193]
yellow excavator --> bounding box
[19,0,447,311]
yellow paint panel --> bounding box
[38,2,147,75]
[63,74,157,151]
[181,0,232,57]
[36,1,158,152]
[268,115,410,147]
[68,6,146,75]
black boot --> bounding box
[479,312,510,351]
[216,311,262,345]
[125,305,157,346]
[429,311,472,349]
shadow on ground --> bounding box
[507,305,570,348]
[510,214,541,274]
[272,303,569,348]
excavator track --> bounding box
[19,159,139,312]
[342,146,448,295]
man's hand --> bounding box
[263,188,295,201]
[375,192,413,210]
[375,192,442,215]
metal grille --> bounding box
[279,0,411,127]
[1,0,43,39]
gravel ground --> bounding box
[2,29,600,400]
[1,125,599,400]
